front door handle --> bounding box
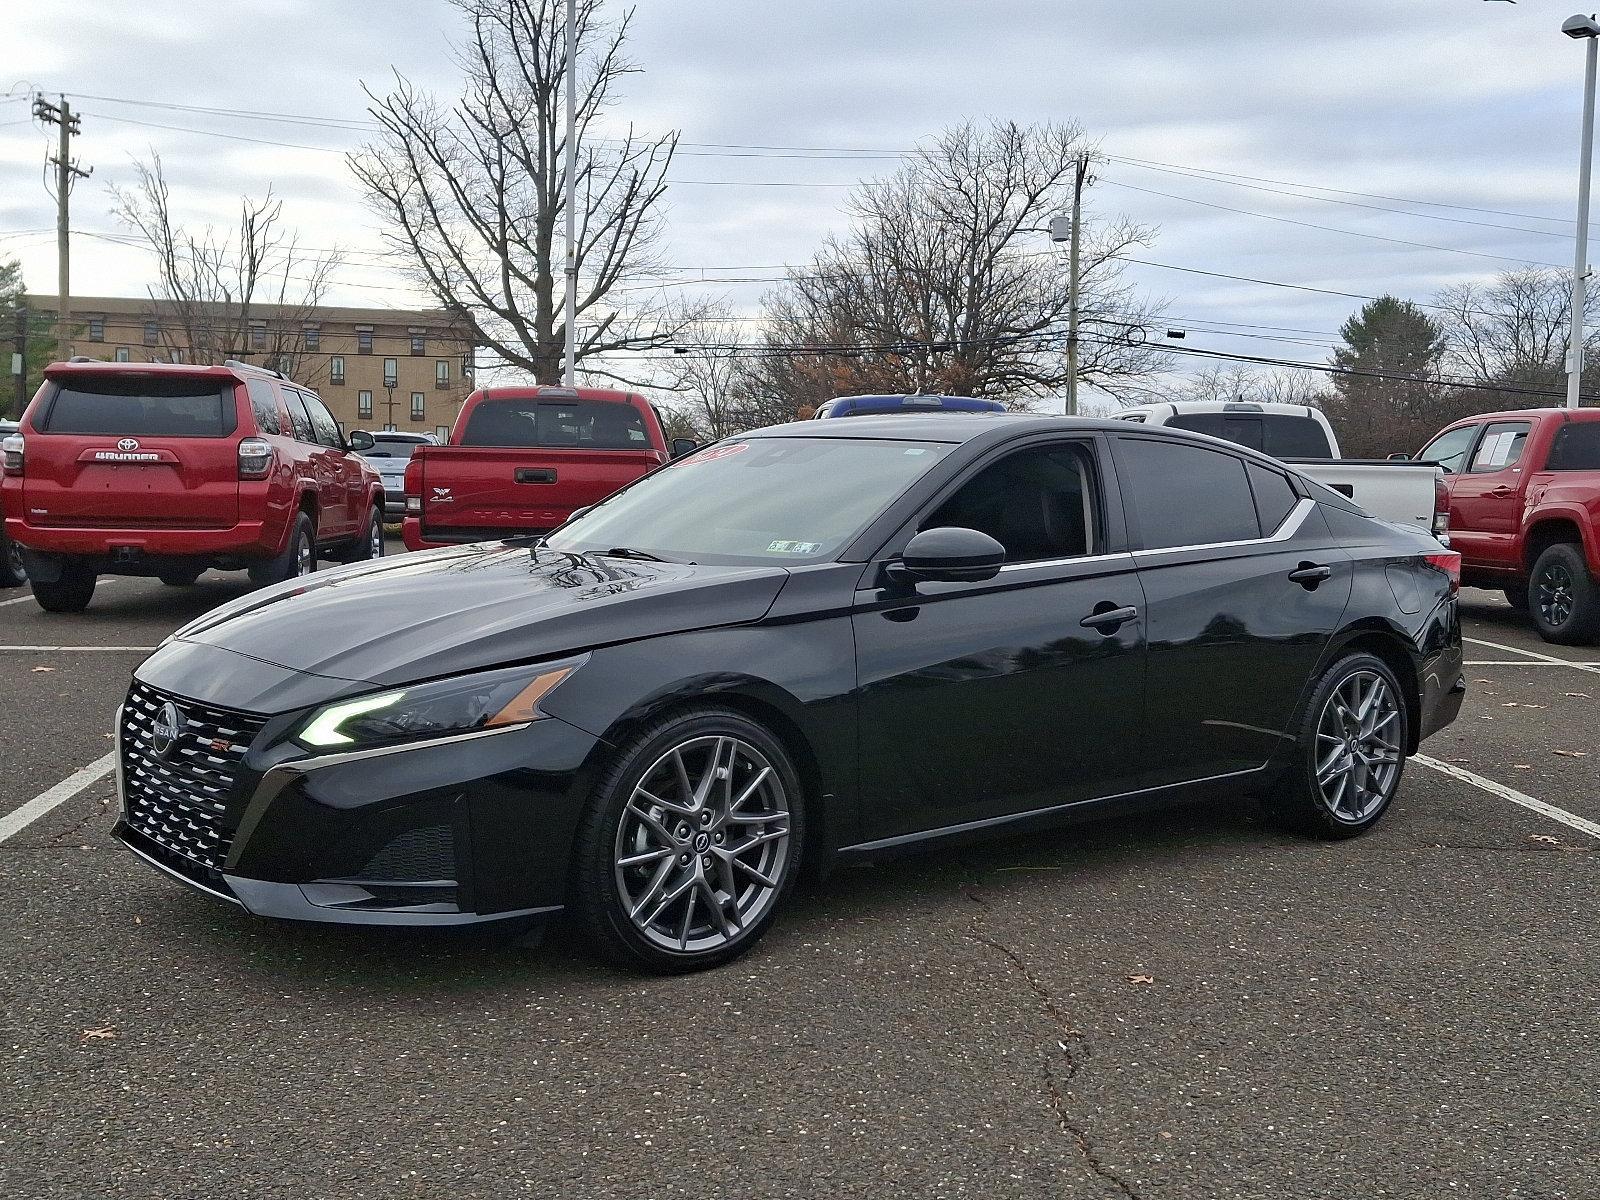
[1486,485,1515,499]
[1080,604,1139,633]
[1288,562,1333,587]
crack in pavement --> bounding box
[962,887,1142,1200]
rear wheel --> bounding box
[31,564,97,613]
[249,513,317,587]
[1529,543,1600,646]
[571,707,805,973]
[158,565,206,587]
[0,534,25,588]
[1503,585,1529,612]
[1263,652,1408,840]
[339,506,385,563]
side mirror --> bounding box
[888,527,1006,584]
[1386,452,1410,461]
[347,430,375,452]
[670,437,698,459]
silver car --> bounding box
[353,431,437,521]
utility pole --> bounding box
[561,0,578,387]
[384,385,398,431]
[1066,153,1087,417]
[11,306,26,418]
[32,95,91,362]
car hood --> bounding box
[171,543,789,687]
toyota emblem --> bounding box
[150,701,185,758]
[117,438,140,452]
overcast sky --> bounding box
[0,0,1591,407]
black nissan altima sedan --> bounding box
[114,414,1465,972]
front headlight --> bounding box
[296,660,580,750]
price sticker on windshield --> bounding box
[767,540,821,554]
[680,442,749,466]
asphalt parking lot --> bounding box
[1,558,1597,1199]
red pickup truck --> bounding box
[401,385,693,550]
[1417,408,1600,644]
[1,358,385,612]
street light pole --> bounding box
[562,0,578,388]
[1563,14,1600,409]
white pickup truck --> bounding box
[1112,401,1448,540]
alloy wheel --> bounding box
[6,539,23,582]
[295,537,315,577]
[1313,669,1402,824]
[1537,561,1575,628]
[370,517,385,558]
[613,734,792,953]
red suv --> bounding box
[1,358,385,612]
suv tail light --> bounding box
[238,437,273,480]
[2,433,22,476]
[1424,550,1461,594]
[1431,475,1450,540]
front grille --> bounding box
[121,681,267,882]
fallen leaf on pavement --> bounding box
[1126,973,1155,986]
[1513,764,1532,770]
[31,666,56,673]
[1448,757,1471,763]
[80,1028,115,1041]
[1565,693,1592,699]
[132,916,142,925]
[1553,750,1590,758]
[1530,834,1560,845]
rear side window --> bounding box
[1468,421,1531,473]
[1164,412,1332,458]
[245,379,282,435]
[461,399,649,449]
[1247,462,1299,534]
[1546,422,1600,471]
[1118,437,1261,549]
[281,390,315,442]
[39,376,237,438]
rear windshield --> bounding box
[1165,412,1334,459]
[460,399,650,449]
[39,376,238,438]
[364,439,425,460]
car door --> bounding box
[1112,433,1354,789]
[851,434,1148,843]
[304,391,366,532]
[296,389,354,536]
[1446,419,1533,571]
[280,388,338,540]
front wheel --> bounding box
[1264,652,1409,840]
[1529,543,1600,646]
[571,708,805,973]
[1503,585,1529,612]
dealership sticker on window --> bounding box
[767,539,821,554]
[680,442,749,466]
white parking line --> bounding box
[1465,660,1600,667]
[0,753,117,845]
[1464,636,1600,676]
[0,645,157,652]
[1415,754,1600,841]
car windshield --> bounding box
[544,436,954,564]
[363,439,424,460]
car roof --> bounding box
[369,431,432,441]
[818,394,1008,416]
[1440,406,1600,424]
[749,413,1132,444]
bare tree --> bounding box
[350,0,703,385]
[742,121,1168,414]
[1435,267,1600,402]
[110,153,341,382]
[653,311,769,439]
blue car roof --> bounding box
[817,394,1007,417]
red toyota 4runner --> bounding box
[401,385,693,550]
[1,359,385,612]
[1417,407,1600,644]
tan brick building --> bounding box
[36,296,477,442]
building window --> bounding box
[303,326,320,351]
[143,321,158,347]
[461,351,474,381]
[357,329,373,355]
[250,325,266,350]
[114,347,130,363]
[410,333,426,356]
[358,390,373,419]
[330,355,345,386]
[88,318,104,343]
[383,358,398,389]
[435,359,450,389]
[411,392,425,420]
[170,348,185,365]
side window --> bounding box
[924,442,1098,563]
[1468,421,1532,473]
[1418,425,1477,474]
[302,393,344,448]
[245,379,283,436]
[281,389,315,443]
[1547,422,1600,471]
[1118,437,1260,550]
[1246,462,1299,535]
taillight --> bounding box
[238,437,273,480]
[1424,550,1461,594]
[1431,475,1450,540]
[1,433,22,476]
[403,457,421,499]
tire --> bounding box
[158,565,206,587]
[571,707,806,973]
[248,513,318,587]
[1528,542,1600,646]
[1263,652,1409,840]
[340,506,385,563]
[1503,585,1529,612]
[0,534,25,588]
[30,565,97,613]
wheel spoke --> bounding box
[617,846,673,869]
[734,859,777,889]
[729,766,772,814]
[629,857,677,921]
[626,802,677,846]
[636,786,695,821]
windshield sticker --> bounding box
[767,539,821,555]
[680,442,749,466]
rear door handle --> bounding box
[1080,604,1138,633]
[1288,563,1333,587]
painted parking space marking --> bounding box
[1465,660,1600,667]
[0,753,117,846]
[1464,636,1600,676]
[0,645,157,652]
[1415,754,1600,842]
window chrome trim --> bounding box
[996,551,1134,574]
[1130,496,1314,559]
